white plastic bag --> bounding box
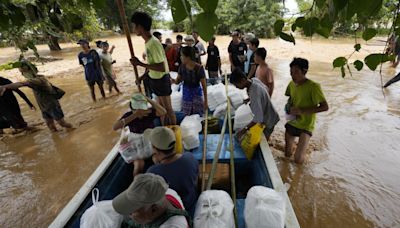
[180,115,202,150]
[171,91,182,112]
[213,103,235,119]
[80,188,123,228]
[233,104,253,131]
[244,186,286,228]
[118,127,152,163]
[194,190,234,228]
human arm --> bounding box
[130,57,166,72]
[248,65,257,78]
[144,95,167,117]
[0,82,29,96]
[14,88,35,110]
[236,121,257,140]
[109,45,115,55]
[112,109,151,131]
[290,101,329,115]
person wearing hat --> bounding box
[77,39,106,102]
[228,31,248,72]
[0,60,72,132]
[99,41,120,94]
[113,93,166,177]
[112,173,191,227]
[184,35,201,64]
[145,126,199,214]
[130,12,176,126]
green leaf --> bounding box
[353,60,363,71]
[171,0,190,23]
[316,27,330,38]
[292,17,305,32]
[303,17,319,37]
[197,0,218,12]
[274,20,284,36]
[279,32,295,45]
[362,28,377,41]
[340,65,346,78]
[333,57,347,68]
[354,43,361,52]
[195,12,218,42]
[364,54,394,70]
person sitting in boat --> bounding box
[171,46,208,116]
[144,127,198,215]
[113,93,167,176]
[112,173,192,228]
[229,68,280,141]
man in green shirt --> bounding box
[130,11,176,125]
[284,58,329,164]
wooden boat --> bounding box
[49,129,300,228]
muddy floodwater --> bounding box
[0,35,400,228]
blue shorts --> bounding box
[42,105,64,121]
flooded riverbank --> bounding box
[0,35,399,227]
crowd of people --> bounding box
[0,10,333,227]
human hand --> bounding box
[112,60,116,64]
[130,57,141,66]
[142,52,147,60]
[111,45,115,49]
[290,107,302,115]
[236,128,247,141]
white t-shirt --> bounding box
[160,188,188,228]
[195,41,206,54]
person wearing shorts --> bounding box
[77,39,106,102]
[130,11,176,125]
[284,58,329,164]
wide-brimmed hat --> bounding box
[130,93,148,110]
[143,127,176,151]
[184,35,195,42]
[112,173,168,215]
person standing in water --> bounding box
[254,48,274,97]
[99,41,120,94]
[77,39,106,102]
[284,58,329,164]
[130,12,176,125]
[0,60,72,132]
[172,46,208,116]
[0,76,35,134]
[205,36,222,85]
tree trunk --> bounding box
[48,35,62,51]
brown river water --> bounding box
[0,35,399,228]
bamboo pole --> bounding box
[206,112,228,190]
[225,72,238,227]
[115,0,142,93]
[201,110,208,191]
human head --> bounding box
[112,173,168,224]
[165,38,173,46]
[234,29,242,38]
[144,127,176,162]
[18,60,38,78]
[209,36,216,45]
[77,39,90,51]
[153,31,162,43]
[229,68,248,89]
[254,47,267,64]
[289,57,309,83]
[176,34,183,44]
[184,35,195,46]
[192,31,199,41]
[231,31,240,42]
[244,33,255,44]
[95,40,102,48]
[130,93,148,111]
[101,41,109,52]
[249,38,259,51]
[131,11,152,36]
[180,46,196,64]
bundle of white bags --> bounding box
[233,104,253,131]
[213,102,236,119]
[207,83,227,111]
[80,189,123,228]
[118,127,152,163]
[180,115,202,150]
[244,186,286,228]
[171,91,182,112]
[194,190,235,228]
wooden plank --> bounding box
[48,144,120,228]
[259,136,300,228]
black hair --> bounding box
[255,47,267,60]
[95,40,102,48]
[235,29,242,34]
[250,38,259,48]
[181,46,196,61]
[131,11,152,31]
[229,68,247,84]
[153,31,162,38]
[290,57,309,74]
[192,31,198,35]
[176,34,183,40]
[209,36,216,42]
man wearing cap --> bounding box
[228,31,248,72]
[113,173,192,227]
[77,39,106,102]
[145,127,198,214]
[184,35,201,64]
[130,12,176,126]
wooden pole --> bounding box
[115,0,142,92]
[201,110,208,191]
[225,72,238,227]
